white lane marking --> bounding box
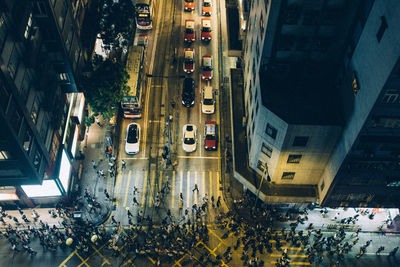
[120,157,149,160]
[177,156,219,159]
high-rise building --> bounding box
[0,0,96,205]
[240,0,400,207]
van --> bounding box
[201,86,215,114]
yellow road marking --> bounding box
[76,251,90,267]
[158,170,163,192]
[90,245,111,264]
[141,170,149,208]
[149,169,156,207]
[202,171,206,194]
[280,246,304,250]
[148,256,156,264]
[270,261,310,266]
[209,171,212,199]
[123,170,132,207]
[208,228,229,246]
[171,171,176,207]
[186,171,190,208]
[211,242,222,253]
[270,254,308,258]
[58,249,76,266]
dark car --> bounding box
[182,78,195,107]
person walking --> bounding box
[389,247,399,256]
[133,186,138,195]
[216,196,221,207]
[133,197,139,205]
[91,160,96,169]
[193,184,199,193]
[121,160,126,170]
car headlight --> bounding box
[190,69,194,72]
[213,146,216,149]
[191,100,195,105]
[182,100,185,104]
[202,37,204,40]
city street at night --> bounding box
[1,0,400,267]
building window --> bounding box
[19,71,32,102]
[282,172,295,180]
[65,30,73,53]
[24,13,33,39]
[58,1,68,30]
[0,150,11,160]
[256,40,260,59]
[257,160,265,171]
[265,123,277,139]
[320,180,325,191]
[0,14,9,51]
[252,120,255,133]
[33,145,42,171]
[261,142,272,158]
[10,106,22,135]
[23,129,33,153]
[293,136,309,147]
[0,83,10,112]
[31,96,40,124]
[260,13,265,40]
[376,16,388,43]
[287,154,302,164]
[382,89,400,104]
[7,45,21,79]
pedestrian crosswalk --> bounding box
[115,170,223,211]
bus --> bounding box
[135,0,153,30]
[122,45,145,119]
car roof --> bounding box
[202,55,212,65]
[184,49,194,58]
[205,121,216,134]
[183,78,194,88]
[202,19,211,28]
[185,20,195,29]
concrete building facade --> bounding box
[0,0,95,205]
[240,0,400,207]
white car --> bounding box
[201,86,215,114]
[125,123,140,154]
[182,124,197,153]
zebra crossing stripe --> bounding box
[171,171,176,207]
[141,170,148,208]
[186,171,190,208]
[149,170,156,207]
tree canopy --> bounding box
[100,0,135,49]
[80,59,129,125]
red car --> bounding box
[183,48,195,73]
[184,0,195,12]
[204,120,217,151]
[184,19,195,43]
[201,18,212,42]
[201,55,213,80]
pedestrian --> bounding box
[127,209,132,217]
[133,197,138,205]
[98,169,105,177]
[389,246,399,256]
[133,186,138,195]
[216,196,221,207]
[105,192,110,200]
[111,216,117,224]
[121,160,126,170]
[91,160,96,169]
[192,184,199,192]
[95,117,101,127]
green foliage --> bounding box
[85,115,95,127]
[80,59,130,122]
[100,0,135,47]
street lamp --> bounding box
[254,163,271,210]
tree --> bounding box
[80,59,129,126]
[99,0,135,49]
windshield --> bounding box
[203,2,211,7]
[127,126,138,143]
[136,5,149,13]
[205,134,216,140]
[203,66,212,71]
[185,28,194,34]
[202,27,211,32]
[203,98,213,105]
[184,137,195,145]
[185,57,193,64]
[185,0,194,2]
